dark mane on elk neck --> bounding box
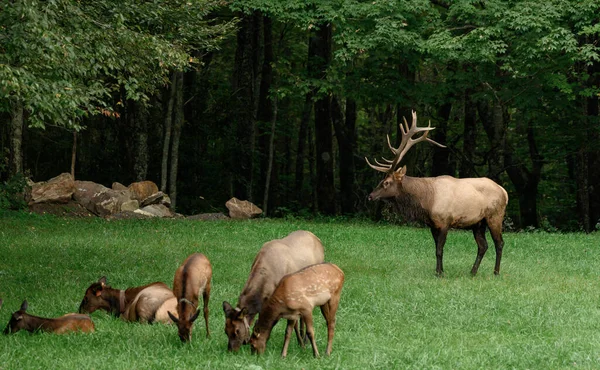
[387,177,434,225]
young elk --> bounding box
[168,253,212,342]
[223,230,325,352]
[366,110,508,276]
[79,276,177,324]
[249,263,344,358]
[4,300,95,335]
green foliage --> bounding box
[0,0,233,130]
[0,174,28,210]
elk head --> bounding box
[168,300,200,343]
[365,111,445,199]
[79,276,109,314]
[3,300,28,334]
[249,329,268,355]
[222,301,250,352]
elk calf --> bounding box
[168,253,212,342]
[249,263,344,358]
[79,276,177,324]
[223,230,325,352]
[4,300,95,335]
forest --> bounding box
[1,0,599,231]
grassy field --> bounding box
[0,212,599,369]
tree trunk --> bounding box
[432,102,451,176]
[161,73,177,192]
[231,11,263,201]
[504,124,543,228]
[460,90,477,178]
[9,102,24,177]
[71,131,77,179]
[310,24,336,215]
[478,99,506,182]
[586,46,600,232]
[295,93,313,204]
[263,97,277,215]
[169,72,184,210]
[257,15,274,205]
[132,102,149,181]
[332,97,357,215]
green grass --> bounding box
[0,212,599,369]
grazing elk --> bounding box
[4,300,95,335]
[168,253,212,342]
[249,263,345,358]
[222,230,325,352]
[79,276,177,324]
[366,111,509,276]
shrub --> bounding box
[0,173,29,210]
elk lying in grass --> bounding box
[4,300,95,335]
[249,263,344,358]
[79,276,177,324]
[223,230,325,352]
[366,111,509,276]
[168,253,212,342]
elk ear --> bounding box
[190,309,200,323]
[20,300,28,312]
[394,165,407,180]
[98,276,107,286]
[238,307,248,319]
[168,311,179,323]
[223,301,233,316]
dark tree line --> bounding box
[1,0,599,231]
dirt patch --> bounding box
[28,201,95,218]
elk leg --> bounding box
[488,219,504,275]
[431,227,448,276]
[471,221,489,276]
[293,319,305,348]
[321,297,339,356]
[281,320,295,358]
[203,282,211,338]
[302,311,319,358]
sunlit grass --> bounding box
[1,212,599,369]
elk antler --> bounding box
[365,110,447,173]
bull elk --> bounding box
[365,111,508,276]
[168,253,212,342]
[249,263,344,358]
[222,230,325,352]
[4,300,95,335]
[79,276,177,324]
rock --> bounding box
[133,208,158,218]
[28,173,75,205]
[186,213,229,221]
[140,191,166,207]
[74,180,134,217]
[138,204,173,218]
[112,182,128,191]
[74,181,108,212]
[225,197,262,219]
[120,199,139,212]
[128,181,159,201]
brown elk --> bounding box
[4,300,95,334]
[168,253,212,342]
[249,263,344,358]
[79,276,177,324]
[366,110,508,276]
[222,230,325,352]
